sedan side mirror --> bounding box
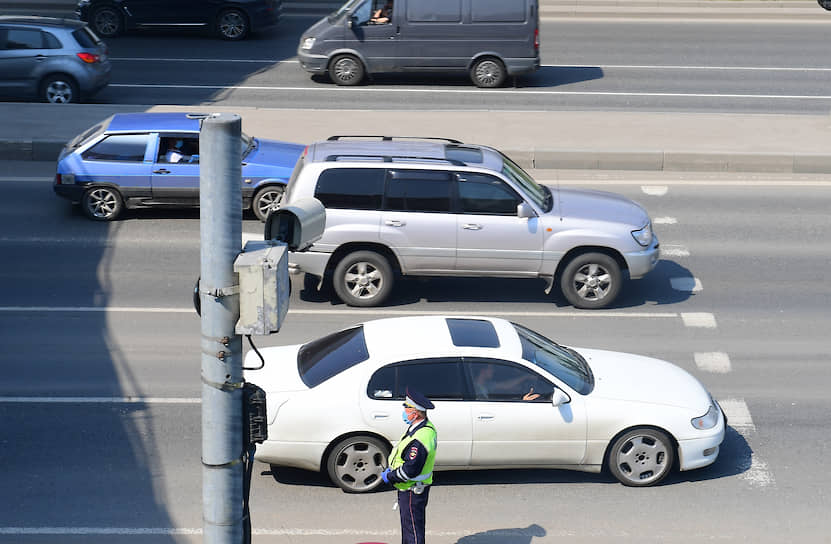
[518,202,536,218]
[552,388,571,407]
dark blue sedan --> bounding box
[53,112,305,221]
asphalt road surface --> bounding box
[1,163,829,542]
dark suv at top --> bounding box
[77,0,282,41]
[0,16,110,103]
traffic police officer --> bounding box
[381,388,437,544]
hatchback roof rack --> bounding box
[326,135,464,144]
[323,154,466,166]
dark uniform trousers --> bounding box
[397,486,430,544]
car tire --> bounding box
[40,74,79,104]
[608,427,675,487]
[326,435,390,493]
[216,8,249,40]
[559,252,622,309]
[820,0,831,10]
[252,185,284,222]
[91,6,123,38]
[470,57,506,88]
[82,186,123,221]
[330,54,365,86]
[333,251,394,307]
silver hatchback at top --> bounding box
[283,136,660,309]
[0,16,111,103]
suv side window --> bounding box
[3,28,44,50]
[367,358,465,401]
[385,170,452,213]
[457,172,521,216]
[315,168,385,210]
[82,134,150,162]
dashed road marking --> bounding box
[652,217,678,225]
[0,397,199,404]
[681,312,717,328]
[671,277,703,292]
[641,185,668,196]
[695,352,732,373]
[718,398,775,488]
[662,245,690,257]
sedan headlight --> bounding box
[301,37,316,50]
[631,222,652,247]
[691,403,720,430]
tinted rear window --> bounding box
[367,359,465,401]
[385,170,451,213]
[315,168,385,210]
[82,134,149,162]
[446,318,500,348]
[72,27,99,48]
[298,326,369,387]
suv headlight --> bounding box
[301,37,316,50]
[691,403,720,430]
[631,222,652,247]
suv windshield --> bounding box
[513,323,594,395]
[501,155,552,212]
[297,325,370,387]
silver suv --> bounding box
[282,136,660,309]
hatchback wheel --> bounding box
[326,435,389,493]
[252,186,284,222]
[470,57,506,88]
[560,252,622,309]
[608,427,675,487]
[330,55,365,86]
[41,75,78,104]
[92,6,123,38]
[82,186,123,221]
[217,8,249,40]
[333,251,394,307]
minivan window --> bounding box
[315,168,385,209]
[457,172,521,215]
[408,0,461,22]
[385,170,452,213]
[82,134,149,162]
[472,0,527,22]
[298,326,369,388]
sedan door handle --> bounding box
[476,414,494,420]
[372,412,389,420]
[153,168,170,174]
[385,219,405,227]
[463,223,482,230]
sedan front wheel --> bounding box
[608,427,675,487]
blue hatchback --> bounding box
[53,112,305,221]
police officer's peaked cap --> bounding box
[403,388,435,411]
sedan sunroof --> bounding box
[446,318,500,348]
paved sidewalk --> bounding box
[2,103,830,173]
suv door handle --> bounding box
[35,55,48,61]
[385,219,405,227]
[463,223,482,230]
[153,168,170,174]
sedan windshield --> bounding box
[501,155,552,212]
[513,323,594,395]
[297,325,370,387]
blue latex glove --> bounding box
[381,468,391,484]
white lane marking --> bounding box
[641,185,668,196]
[107,83,831,100]
[670,277,702,292]
[652,217,677,225]
[681,312,717,328]
[661,245,690,257]
[0,397,199,404]
[695,352,732,373]
[718,398,774,488]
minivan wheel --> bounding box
[252,185,284,222]
[608,427,675,487]
[82,186,123,221]
[333,251,393,307]
[41,75,79,104]
[470,58,506,88]
[217,8,249,40]
[92,6,123,38]
[330,55,365,86]
[326,435,389,493]
[560,252,622,309]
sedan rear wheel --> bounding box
[92,6,123,38]
[82,186,123,221]
[217,8,249,40]
[608,427,675,487]
[326,435,389,493]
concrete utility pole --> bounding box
[199,113,244,544]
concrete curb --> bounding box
[7,138,831,173]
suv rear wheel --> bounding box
[333,251,393,307]
[41,74,78,104]
[560,252,622,309]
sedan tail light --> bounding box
[76,52,101,64]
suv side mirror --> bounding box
[263,197,326,252]
[551,388,571,407]
[518,202,536,218]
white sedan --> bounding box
[244,315,725,492]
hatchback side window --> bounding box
[384,170,452,213]
[468,360,554,402]
[457,172,522,216]
[43,31,62,49]
[82,134,150,162]
[367,358,465,401]
[4,29,43,50]
[315,168,385,209]
[158,136,200,164]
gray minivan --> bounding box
[297,0,540,87]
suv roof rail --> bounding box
[323,154,466,166]
[326,135,464,144]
